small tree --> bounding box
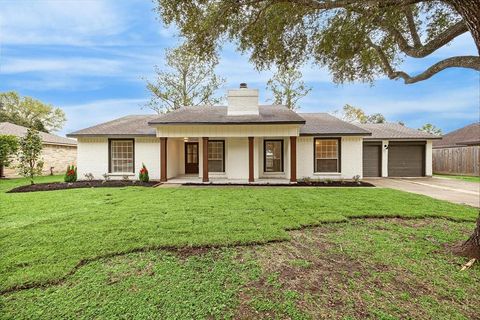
[139,163,149,182]
[0,135,18,178]
[266,67,311,110]
[420,123,442,135]
[146,43,225,113]
[17,129,43,185]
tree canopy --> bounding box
[266,67,311,110]
[334,104,387,123]
[156,0,479,84]
[146,44,225,113]
[0,91,66,133]
[419,123,442,135]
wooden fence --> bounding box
[433,146,480,176]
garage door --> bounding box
[388,142,425,177]
[363,143,381,177]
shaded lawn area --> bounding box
[1,219,478,319]
[434,174,480,183]
[0,176,477,294]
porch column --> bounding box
[202,137,209,182]
[160,137,167,182]
[290,136,297,182]
[248,137,254,182]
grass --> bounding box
[434,174,480,183]
[1,219,478,319]
[0,175,477,294]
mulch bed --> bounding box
[183,181,374,187]
[8,180,160,193]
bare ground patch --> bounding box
[234,219,479,319]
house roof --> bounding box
[148,105,306,125]
[67,110,442,141]
[67,115,158,137]
[433,122,480,148]
[357,123,441,140]
[298,113,371,136]
[0,122,77,146]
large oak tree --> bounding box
[155,0,480,261]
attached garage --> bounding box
[363,142,382,177]
[388,142,425,177]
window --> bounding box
[208,140,224,172]
[315,139,340,172]
[264,140,283,172]
[109,139,134,173]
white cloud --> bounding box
[1,57,122,75]
[0,0,128,46]
[61,98,151,135]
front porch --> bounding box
[165,174,293,185]
[158,136,298,183]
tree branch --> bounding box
[404,6,422,47]
[388,20,468,58]
[371,39,480,83]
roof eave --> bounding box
[148,121,306,126]
[67,133,157,138]
[300,132,372,136]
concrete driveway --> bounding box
[366,177,480,208]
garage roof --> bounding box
[358,123,441,140]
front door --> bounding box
[185,142,199,174]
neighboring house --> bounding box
[432,123,480,176]
[67,84,440,183]
[0,122,77,178]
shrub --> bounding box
[84,173,94,181]
[139,163,149,182]
[64,165,77,182]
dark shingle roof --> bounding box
[433,122,480,148]
[0,122,77,146]
[357,123,441,140]
[67,115,158,137]
[148,105,306,125]
[298,113,371,136]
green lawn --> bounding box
[1,219,478,319]
[0,176,478,319]
[435,174,480,183]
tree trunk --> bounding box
[445,0,480,54]
[454,217,480,259]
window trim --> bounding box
[108,138,135,174]
[313,138,341,173]
[263,139,284,173]
[207,140,225,173]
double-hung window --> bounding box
[208,140,225,172]
[109,139,134,173]
[314,139,340,173]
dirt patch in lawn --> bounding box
[234,221,478,319]
[7,180,160,193]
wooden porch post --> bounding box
[248,137,254,183]
[290,136,297,182]
[160,137,167,182]
[202,137,209,182]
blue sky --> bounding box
[0,0,478,137]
